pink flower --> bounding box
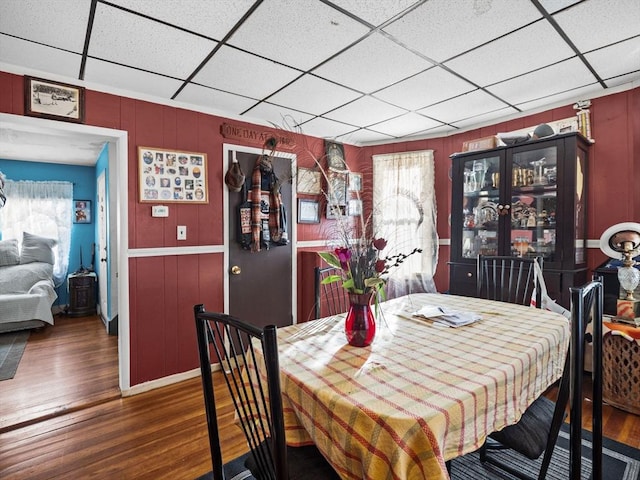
[334,247,351,269]
[373,238,387,250]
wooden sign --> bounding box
[220,123,296,150]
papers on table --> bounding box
[413,305,481,328]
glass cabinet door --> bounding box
[460,154,501,259]
[509,145,558,262]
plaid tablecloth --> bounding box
[272,293,570,480]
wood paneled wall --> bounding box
[1,70,637,385]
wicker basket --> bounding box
[602,332,640,415]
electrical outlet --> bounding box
[177,225,187,240]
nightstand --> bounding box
[67,272,97,317]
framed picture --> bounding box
[138,146,208,203]
[296,167,322,195]
[349,172,362,192]
[74,200,91,224]
[327,171,347,207]
[24,76,85,123]
[348,198,363,216]
[325,140,347,172]
[326,204,346,219]
[297,199,320,224]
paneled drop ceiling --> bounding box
[0,0,639,163]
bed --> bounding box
[0,234,58,333]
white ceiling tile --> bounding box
[604,72,640,89]
[444,22,575,87]
[105,0,254,39]
[417,89,508,124]
[0,0,90,52]
[267,75,362,115]
[585,37,640,83]
[324,95,407,127]
[451,107,519,129]
[175,83,257,115]
[313,32,433,93]
[329,0,421,26]
[0,36,82,78]
[243,102,315,130]
[84,59,183,98]
[373,66,476,110]
[338,128,395,145]
[553,0,640,52]
[515,84,603,112]
[487,58,597,106]
[89,3,217,79]
[193,46,302,100]
[297,117,358,140]
[538,0,581,14]
[227,0,370,71]
[369,112,443,137]
[383,0,542,62]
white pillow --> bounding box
[20,232,57,265]
[0,238,20,266]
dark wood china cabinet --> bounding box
[449,132,590,308]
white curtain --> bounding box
[0,180,73,287]
[373,150,438,298]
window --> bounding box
[0,180,73,287]
[373,150,438,296]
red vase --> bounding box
[345,292,376,347]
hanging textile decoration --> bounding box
[225,152,245,192]
[248,154,288,252]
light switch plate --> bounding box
[177,225,187,240]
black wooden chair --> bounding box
[479,279,603,480]
[477,255,542,307]
[313,266,349,319]
[194,305,339,480]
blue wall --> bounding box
[0,158,97,306]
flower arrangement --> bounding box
[317,208,422,301]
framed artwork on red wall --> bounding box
[138,146,208,203]
[24,76,85,124]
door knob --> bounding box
[231,265,241,275]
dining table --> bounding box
[259,292,570,480]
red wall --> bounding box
[1,70,637,386]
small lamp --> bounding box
[599,222,640,324]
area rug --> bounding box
[196,425,640,480]
[0,330,30,381]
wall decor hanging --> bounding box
[138,146,208,203]
[73,200,91,224]
[24,76,85,124]
[296,167,322,195]
[298,199,320,224]
[325,140,347,172]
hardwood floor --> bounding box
[0,314,119,433]
[1,317,639,479]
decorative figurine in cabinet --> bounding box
[449,132,590,308]
[67,272,97,317]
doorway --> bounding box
[223,144,297,326]
[0,112,130,391]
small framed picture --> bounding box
[74,200,91,224]
[297,199,320,224]
[325,140,347,172]
[348,198,363,216]
[326,204,346,219]
[24,76,85,123]
[349,172,362,192]
[296,167,322,195]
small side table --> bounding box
[67,272,97,317]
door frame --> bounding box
[0,112,130,391]
[222,143,298,322]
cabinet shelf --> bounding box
[450,132,590,308]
